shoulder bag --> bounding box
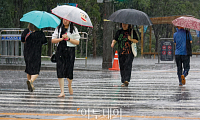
[50,49,57,63]
[50,28,60,63]
[186,30,192,56]
[131,29,137,57]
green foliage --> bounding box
[191,35,200,52]
[41,45,47,56]
[192,45,200,52]
[1,0,200,56]
[115,0,127,2]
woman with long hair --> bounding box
[52,19,80,97]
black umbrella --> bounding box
[108,9,152,26]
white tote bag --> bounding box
[131,29,137,57]
[131,43,137,57]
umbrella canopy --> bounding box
[20,10,61,29]
[51,5,93,28]
[172,16,200,31]
[108,9,152,26]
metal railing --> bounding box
[0,29,88,67]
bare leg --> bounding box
[30,74,39,83]
[58,78,65,97]
[67,78,73,95]
[26,74,38,92]
[29,74,39,89]
[27,74,31,80]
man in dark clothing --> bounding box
[173,26,192,86]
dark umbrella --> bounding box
[108,9,152,26]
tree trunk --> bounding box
[18,0,23,28]
[102,1,113,69]
[93,30,97,58]
[92,18,98,58]
[14,0,18,27]
[152,25,159,52]
[47,0,53,56]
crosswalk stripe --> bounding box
[1,69,200,119]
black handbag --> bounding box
[51,53,56,63]
[51,43,58,63]
[50,28,60,63]
[186,30,192,56]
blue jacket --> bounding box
[173,29,192,55]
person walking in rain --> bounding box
[173,26,192,86]
[111,23,138,87]
[52,19,80,97]
[21,23,47,92]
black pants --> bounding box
[175,55,190,76]
[118,53,134,83]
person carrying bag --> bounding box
[52,19,80,97]
[51,27,61,63]
[111,23,138,87]
[173,26,193,86]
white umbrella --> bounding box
[51,5,93,28]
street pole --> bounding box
[102,0,113,69]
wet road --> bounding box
[0,57,200,120]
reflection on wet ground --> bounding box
[0,58,200,119]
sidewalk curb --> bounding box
[0,64,103,71]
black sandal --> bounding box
[26,80,33,92]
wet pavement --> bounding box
[0,57,200,120]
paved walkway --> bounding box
[1,56,200,71]
[0,57,200,120]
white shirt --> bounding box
[52,26,80,47]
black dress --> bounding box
[21,29,47,75]
[56,28,75,79]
